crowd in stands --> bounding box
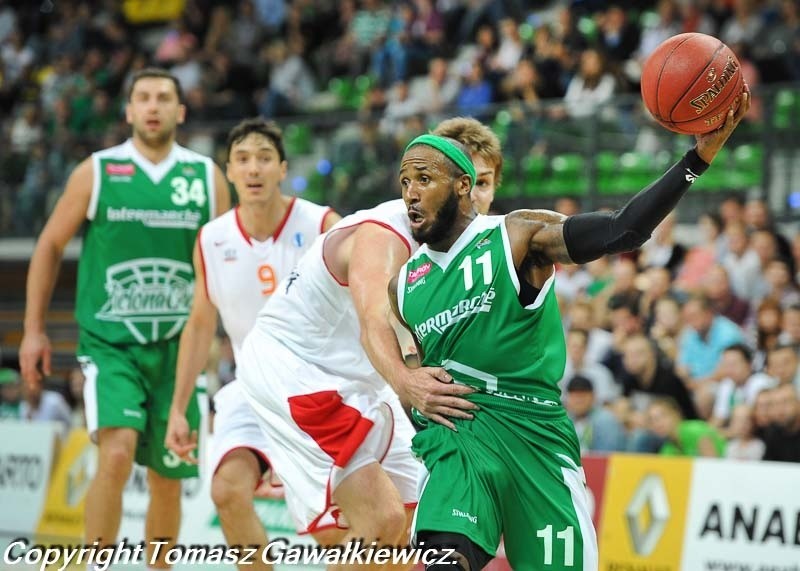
[1,0,800,231]
[555,194,800,463]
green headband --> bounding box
[405,134,476,188]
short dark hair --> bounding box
[127,68,184,104]
[226,118,286,162]
[566,375,594,393]
[723,343,753,364]
[608,292,641,316]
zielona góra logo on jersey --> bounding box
[95,258,194,342]
[414,288,495,340]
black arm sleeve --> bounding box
[562,148,709,264]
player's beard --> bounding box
[134,122,175,148]
[412,191,459,245]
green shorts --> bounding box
[77,329,200,479]
[411,393,597,570]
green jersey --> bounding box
[397,215,566,405]
[75,140,216,345]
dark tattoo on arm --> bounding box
[508,209,573,265]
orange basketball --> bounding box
[641,32,743,135]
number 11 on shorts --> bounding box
[536,524,574,566]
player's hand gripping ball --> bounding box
[641,32,744,135]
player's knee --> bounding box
[211,472,250,510]
[418,532,491,571]
[374,502,407,542]
[97,444,135,483]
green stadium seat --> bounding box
[328,77,355,109]
[595,151,618,194]
[284,123,312,156]
[615,151,654,193]
[773,89,798,130]
[521,155,548,196]
[725,144,763,188]
[497,158,518,198]
[547,153,587,195]
[491,110,513,145]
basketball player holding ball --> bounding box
[388,44,750,570]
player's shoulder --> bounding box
[200,208,237,239]
[92,140,134,161]
[172,143,215,166]
[292,197,332,220]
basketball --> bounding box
[641,32,744,135]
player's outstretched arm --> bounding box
[20,158,93,388]
[166,238,217,464]
[507,87,751,268]
[348,224,476,431]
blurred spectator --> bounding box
[761,257,800,309]
[10,104,43,155]
[710,344,776,432]
[752,298,783,371]
[622,334,698,422]
[560,48,616,119]
[566,299,613,365]
[0,368,22,419]
[703,264,750,327]
[719,194,747,230]
[745,198,794,274]
[637,212,686,276]
[766,343,800,391]
[752,387,776,438]
[722,222,762,301]
[753,0,800,82]
[488,18,523,75]
[778,304,800,345]
[258,38,316,118]
[561,329,620,405]
[603,291,645,384]
[719,0,763,48]
[555,264,592,303]
[597,5,640,67]
[408,58,459,117]
[678,294,744,388]
[20,377,72,436]
[635,0,681,75]
[725,404,765,460]
[564,375,627,453]
[641,266,680,330]
[1,30,34,84]
[675,212,722,290]
[647,397,726,457]
[456,59,492,116]
[650,296,683,362]
[762,383,800,462]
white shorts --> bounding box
[238,328,420,535]
[209,381,274,480]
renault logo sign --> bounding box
[626,473,670,555]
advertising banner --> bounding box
[0,421,58,537]
[681,459,800,569]
[598,454,692,571]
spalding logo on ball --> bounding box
[641,32,743,135]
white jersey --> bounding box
[255,199,417,388]
[199,198,331,360]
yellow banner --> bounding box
[599,454,692,571]
[36,429,94,540]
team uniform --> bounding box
[238,199,420,534]
[198,199,332,476]
[397,215,598,570]
[77,140,216,478]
